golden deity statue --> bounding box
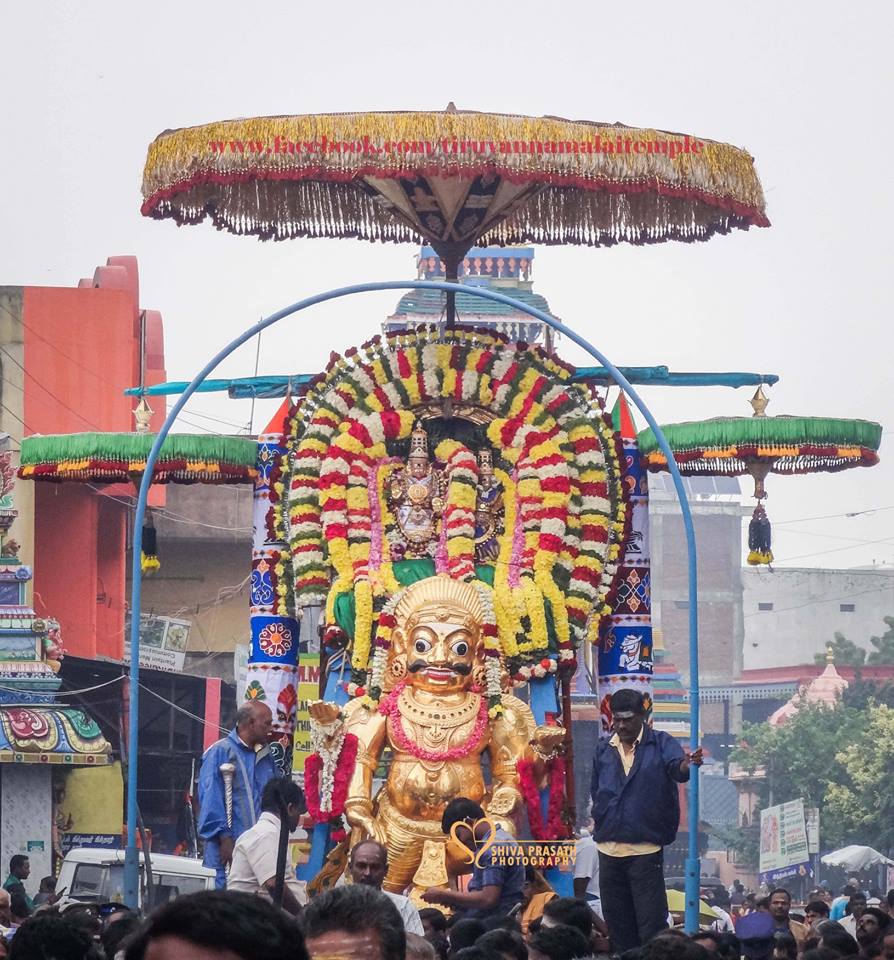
[474,448,504,563]
[387,422,447,559]
[309,577,563,896]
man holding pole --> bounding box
[589,689,703,953]
[198,701,276,888]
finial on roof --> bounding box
[445,102,457,113]
[750,385,770,418]
[825,643,835,665]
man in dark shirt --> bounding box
[2,855,33,917]
[422,797,524,921]
[590,689,702,952]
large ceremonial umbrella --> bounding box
[638,389,882,565]
[141,106,769,320]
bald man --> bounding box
[348,840,425,935]
[198,700,276,888]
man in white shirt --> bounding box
[227,776,306,916]
[349,839,425,935]
[573,821,603,919]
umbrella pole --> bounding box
[445,258,458,327]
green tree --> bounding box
[867,616,894,664]
[814,631,866,667]
[826,704,894,849]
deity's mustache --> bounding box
[408,660,472,676]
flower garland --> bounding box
[277,326,627,672]
[434,440,479,582]
[378,681,489,761]
[304,730,359,824]
[474,580,505,717]
[517,755,570,842]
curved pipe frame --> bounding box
[124,280,701,929]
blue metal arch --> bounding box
[124,280,702,930]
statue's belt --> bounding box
[376,791,452,838]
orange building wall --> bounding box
[23,258,166,661]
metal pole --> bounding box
[123,280,700,922]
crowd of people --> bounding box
[3,692,888,959]
[2,873,893,960]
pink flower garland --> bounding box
[517,755,571,842]
[378,681,488,762]
[304,732,359,823]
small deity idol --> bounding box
[387,422,446,559]
[474,448,503,563]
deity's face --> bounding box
[403,618,478,694]
[408,454,429,479]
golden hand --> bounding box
[308,701,342,725]
[532,725,567,758]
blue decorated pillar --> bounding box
[597,396,654,733]
[244,426,299,774]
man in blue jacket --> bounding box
[590,689,703,952]
[198,700,276,888]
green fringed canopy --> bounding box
[638,416,882,476]
[19,432,259,484]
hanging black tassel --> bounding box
[747,503,773,566]
[141,513,160,575]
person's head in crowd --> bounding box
[817,921,860,957]
[408,932,439,960]
[737,911,778,960]
[882,928,894,960]
[691,931,740,960]
[691,932,722,954]
[757,897,771,912]
[540,898,593,940]
[886,891,894,915]
[807,902,832,927]
[261,777,306,831]
[609,689,647,744]
[802,949,845,960]
[772,932,798,960]
[713,888,732,911]
[235,700,274,749]
[7,857,29,883]
[9,911,102,960]
[449,918,487,954]
[451,949,503,960]
[62,903,103,943]
[102,911,142,959]
[348,839,389,890]
[441,797,488,852]
[300,885,404,960]
[37,876,56,894]
[125,890,307,960]
[633,936,710,960]
[421,908,449,941]
[841,886,858,902]
[857,909,891,949]
[527,924,592,960]
[848,894,869,920]
[0,890,10,929]
[478,928,528,960]
[769,889,793,926]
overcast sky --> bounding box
[3,2,893,576]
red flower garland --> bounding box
[517,755,570,842]
[303,732,359,824]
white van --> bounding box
[57,848,216,909]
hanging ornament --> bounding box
[141,511,160,575]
